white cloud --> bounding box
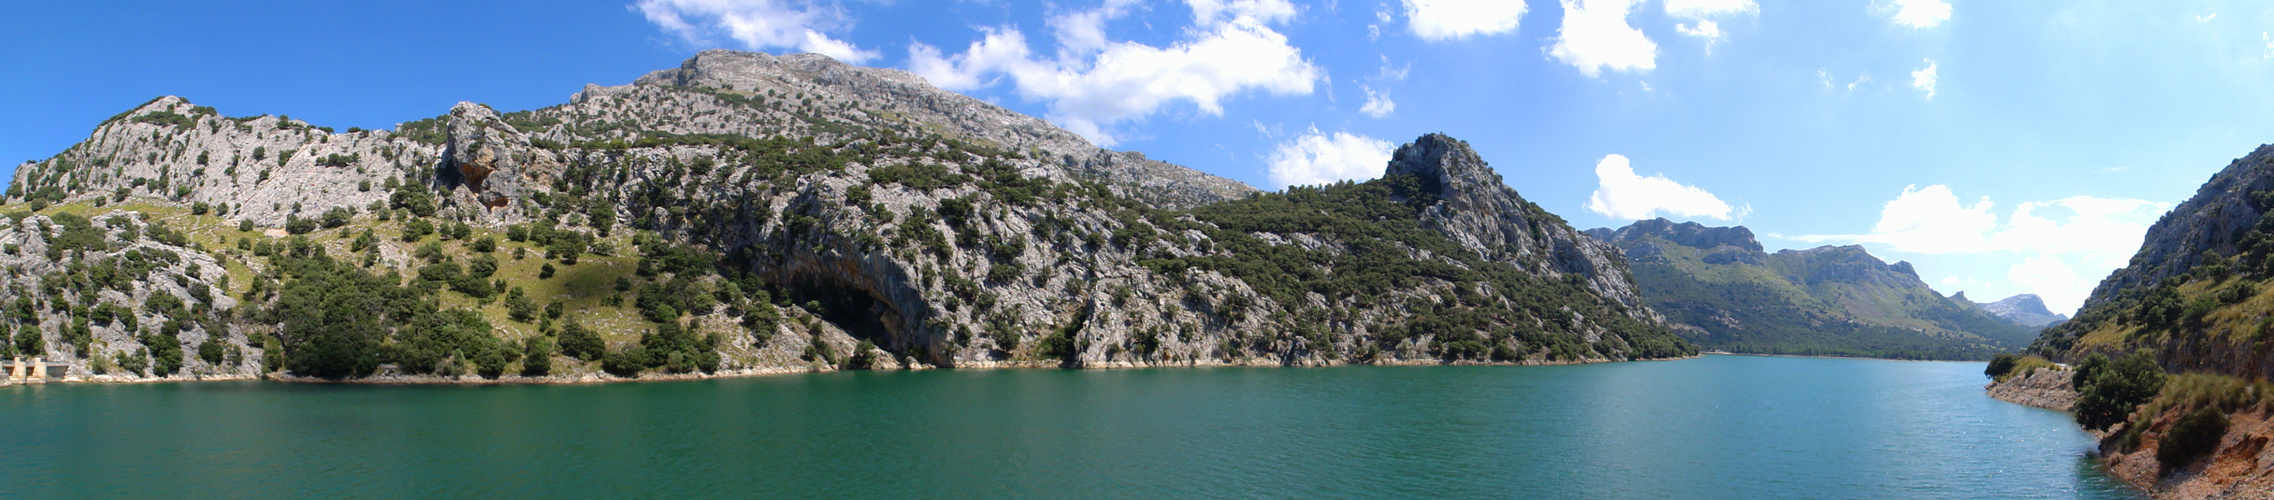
[1586,154,1743,220]
[1549,0,1657,77]
[1911,58,1938,99]
[1404,0,1527,41]
[1665,0,1755,52]
[636,0,879,63]
[909,0,1319,146]
[1664,0,1757,18]
[1848,73,1873,91]
[1267,129,1395,188]
[1046,0,1143,55]
[1795,185,2173,313]
[2197,13,2217,23]
[1873,0,1951,29]
[1360,85,1395,117]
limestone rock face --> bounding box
[4,96,420,227]
[442,102,555,213]
[2084,145,2274,308]
[625,49,1255,210]
[0,51,1696,381]
[1387,134,1650,317]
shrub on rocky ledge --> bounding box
[2157,406,2228,471]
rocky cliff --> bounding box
[2030,144,2274,377]
[0,50,1691,382]
[1593,218,2031,359]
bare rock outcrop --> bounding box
[1984,367,2078,411]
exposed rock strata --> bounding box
[1983,367,2077,411]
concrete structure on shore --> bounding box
[4,356,66,385]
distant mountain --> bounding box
[1589,218,2035,360]
[1975,294,2067,328]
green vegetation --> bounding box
[1145,175,1694,361]
[2157,407,2228,470]
[129,111,197,129]
[2072,351,2167,431]
[1984,353,2058,383]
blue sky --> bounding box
[6,0,2274,314]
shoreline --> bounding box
[8,354,1707,387]
[1701,351,1987,363]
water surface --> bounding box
[0,354,2136,498]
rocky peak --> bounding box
[1773,245,1920,286]
[1386,134,1506,202]
[614,49,1255,210]
[2082,144,2272,309]
[1383,133,1654,315]
[1596,218,1764,253]
[1981,293,2068,328]
[634,49,919,92]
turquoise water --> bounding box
[0,355,2136,498]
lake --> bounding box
[0,354,2136,498]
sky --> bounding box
[7,0,2274,315]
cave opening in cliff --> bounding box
[785,274,909,358]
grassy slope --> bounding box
[3,196,684,376]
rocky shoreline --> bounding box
[12,354,1703,387]
[1985,367,2274,499]
[1984,367,2078,411]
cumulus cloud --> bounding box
[1795,185,2172,313]
[1360,86,1395,118]
[1664,0,1755,52]
[1403,0,1528,41]
[1910,58,1938,99]
[909,0,1319,146]
[1267,129,1395,188]
[1873,0,1951,29]
[1549,0,1657,77]
[1586,154,1743,220]
[636,0,879,63]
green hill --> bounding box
[1590,219,2033,360]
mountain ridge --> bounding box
[1592,218,2031,359]
[0,50,1693,383]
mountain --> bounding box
[2032,144,2274,376]
[2017,145,2274,497]
[1588,218,2033,359]
[0,49,1693,382]
[1976,294,2067,328]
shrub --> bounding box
[2074,351,2168,431]
[471,236,497,253]
[601,345,647,376]
[320,206,353,228]
[2157,407,2229,470]
[284,215,316,235]
[401,219,433,242]
[238,219,254,232]
[522,336,555,377]
[558,320,605,362]
[197,336,226,365]
[1986,353,2020,380]
[539,263,556,279]
[505,291,537,323]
